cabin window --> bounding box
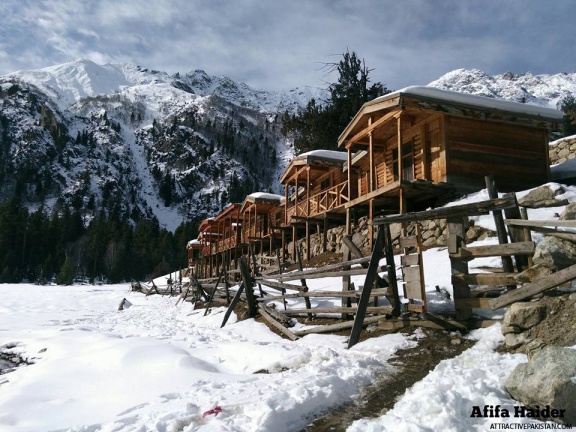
[392,148,399,181]
[402,140,414,181]
[320,178,330,190]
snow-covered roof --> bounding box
[246,192,284,202]
[296,150,348,162]
[369,86,563,120]
[187,239,201,248]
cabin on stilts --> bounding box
[196,204,243,279]
[196,218,219,278]
[280,150,356,261]
[337,86,562,245]
[240,192,285,273]
[186,239,202,268]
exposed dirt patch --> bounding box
[527,293,576,347]
[301,328,476,432]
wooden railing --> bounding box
[286,181,349,219]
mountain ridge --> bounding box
[1,60,573,232]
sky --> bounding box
[1,0,576,92]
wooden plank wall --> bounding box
[445,116,549,192]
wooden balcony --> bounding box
[286,180,350,220]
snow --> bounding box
[371,86,563,120]
[2,184,576,431]
[0,284,414,432]
[297,150,348,162]
[246,192,285,202]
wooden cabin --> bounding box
[338,86,563,221]
[195,204,244,278]
[196,218,219,278]
[213,203,242,253]
[240,192,285,268]
[280,150,354,222]
[186,239,202,267]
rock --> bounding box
[514,264,553,283]
[422,237,437,247]
[450,338,462,345]
[502,302,546,330]
[501,323,522,335]
[524,339,548,360]
[560,203,576,220]
[389,223,402,242]
[504,332,529,349]
[532,236,576,271]
[518,185,568,208]
[505,346,576,424]
[466,226,485,242]
[436,234,447,246]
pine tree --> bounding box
[55,256,74,285]
[561,95,576,137]
[282,50,389,154]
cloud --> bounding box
[1,0,575,91]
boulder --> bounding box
[518,185,568,208]
[532,236,576,271]
[502,302,546,330]
[505,346,576,424]
[514,264,553,283]
[560,203,576,220]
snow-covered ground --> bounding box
[1,185,575,431]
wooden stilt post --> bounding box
[384,223,401,317]
[295,245,313,319]
[348,226,385,348]
[305,220,310,262]
[239,256,257,318]
[322,216,328,253]
[342,208,353,320]
[485,176,516,287]
[448,216,472,320]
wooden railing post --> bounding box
[448,216,472,320]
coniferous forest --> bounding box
[0,198,197,285]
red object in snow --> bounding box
[202,406,223,418]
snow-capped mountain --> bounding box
[0,59,327,230]
[427,68,576,109]
[1,61,574,231]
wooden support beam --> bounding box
[348,226,386,349]
[490,263,576,310]
[258,288,392,301]
[449,241,535,260]
[373,195,517,225]
[259,306,299,341]
[259,279,307,292]
[220,282,245,328]
[295,244,313,318]
[285,306,392,316]
[255,256,372,280]
[449,217,472,320]
[262,266,384,282]
[485,176,515,282]
[384,224,402,317]
[239,256,257,318]
[505,219,576,228]
[203,266,225,316]
[294,315,390,336]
